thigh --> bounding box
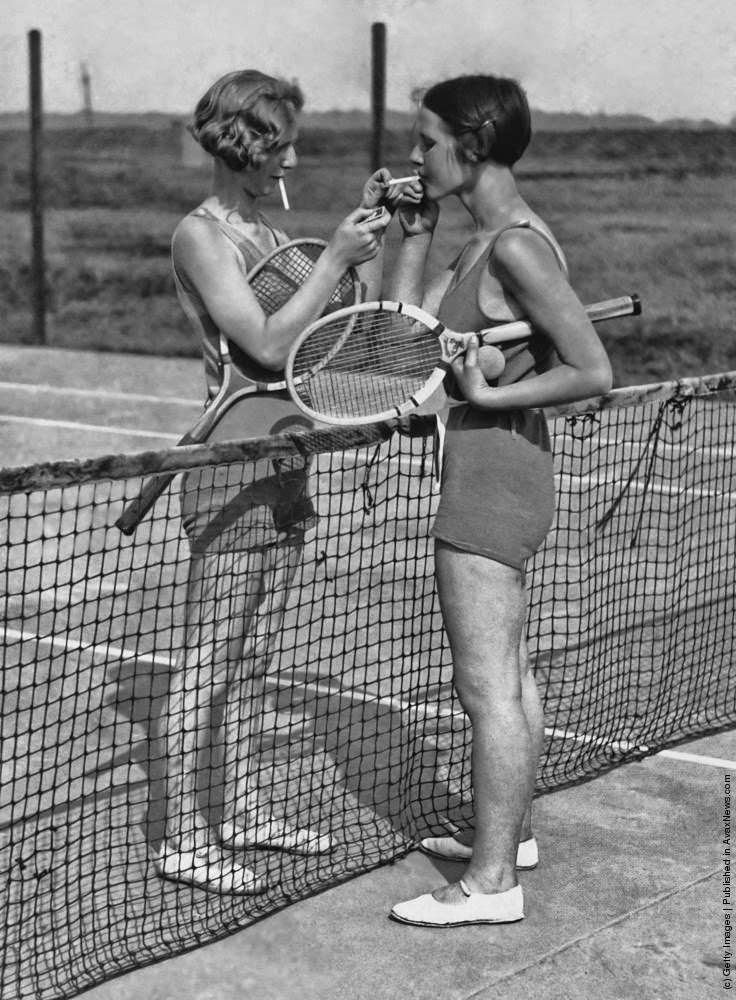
[435,541,527,701]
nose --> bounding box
[282,144,297,169]
[409,145,423,168]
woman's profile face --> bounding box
[409,106,466,200]
[236,122,298,201]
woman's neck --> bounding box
[458,165,528,234]
[205,161,261,225]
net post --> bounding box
[370,22,387,173]
[28,28,46,346]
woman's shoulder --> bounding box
[172,207,248,271]
[172,206,216,249]
[489,218,565,272]
[476,218,568,320]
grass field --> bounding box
[1,119,735,387]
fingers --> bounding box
[330,203,393,268]
[386,177,423,211]
[347,205,390,230]
[463,334,479,366]
[361,168,394,208]
[450,335,505,400]
[358,206,391,231]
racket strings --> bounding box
[290,311,443,419]
[250,244,358,316]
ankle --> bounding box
[462,865,518,895]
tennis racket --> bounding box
[285,293,641,425]
[115,238,361,535]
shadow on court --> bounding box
[79,729,727,1000]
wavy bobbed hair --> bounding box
[421,74,532,167]
[190,70,304,171]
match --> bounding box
[278,177,290,210]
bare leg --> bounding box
[221,540,302,828]
[162,544,281,851]
[454,631,543,847]
[432,541,538,902]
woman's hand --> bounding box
[362,169,439,236]
[325,206,391,270]
[361,168,393,209]
[392,179,439,237]
[450,336,505,408]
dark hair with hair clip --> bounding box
[422,74,531,167]
[190,70,304,171]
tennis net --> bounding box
[1,370,735,999]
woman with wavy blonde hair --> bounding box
[154,69,389,895]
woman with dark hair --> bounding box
[154,69,389,895]
[386,75,612,926]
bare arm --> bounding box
[174,208,389,370]
[452,229,613,409]
[355,169,395,300]
[380,180,441,305]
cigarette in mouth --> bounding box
[278,177,290,210]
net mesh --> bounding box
[2,372,736,999]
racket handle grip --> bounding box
[115,470,178,535]
[585,292,642,322]
[480,293,642,345]
[114,420,210,535]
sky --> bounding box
[2,0,735,124]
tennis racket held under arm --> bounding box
[285,293,641,425]
[115,238,360,535]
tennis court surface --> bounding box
[1,343,733,1000]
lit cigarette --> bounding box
[382,175,418,187]
[278,177,290,210]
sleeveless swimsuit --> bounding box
[431,221,568,570]
[172,208,316,555]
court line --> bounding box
[1,626,443,721]
[0,381,199,407]
[559,471,736,501]
[656,748,736,768]
[4,625,729,767]
[0,414,181,440]
[548,726,735,768]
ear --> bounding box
[457,134,480,163]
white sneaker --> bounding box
[391,879,524,927]
[419,835,539,870]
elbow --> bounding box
[235,332,288,372]
[257,343,289,371]
[588,359,613,396]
